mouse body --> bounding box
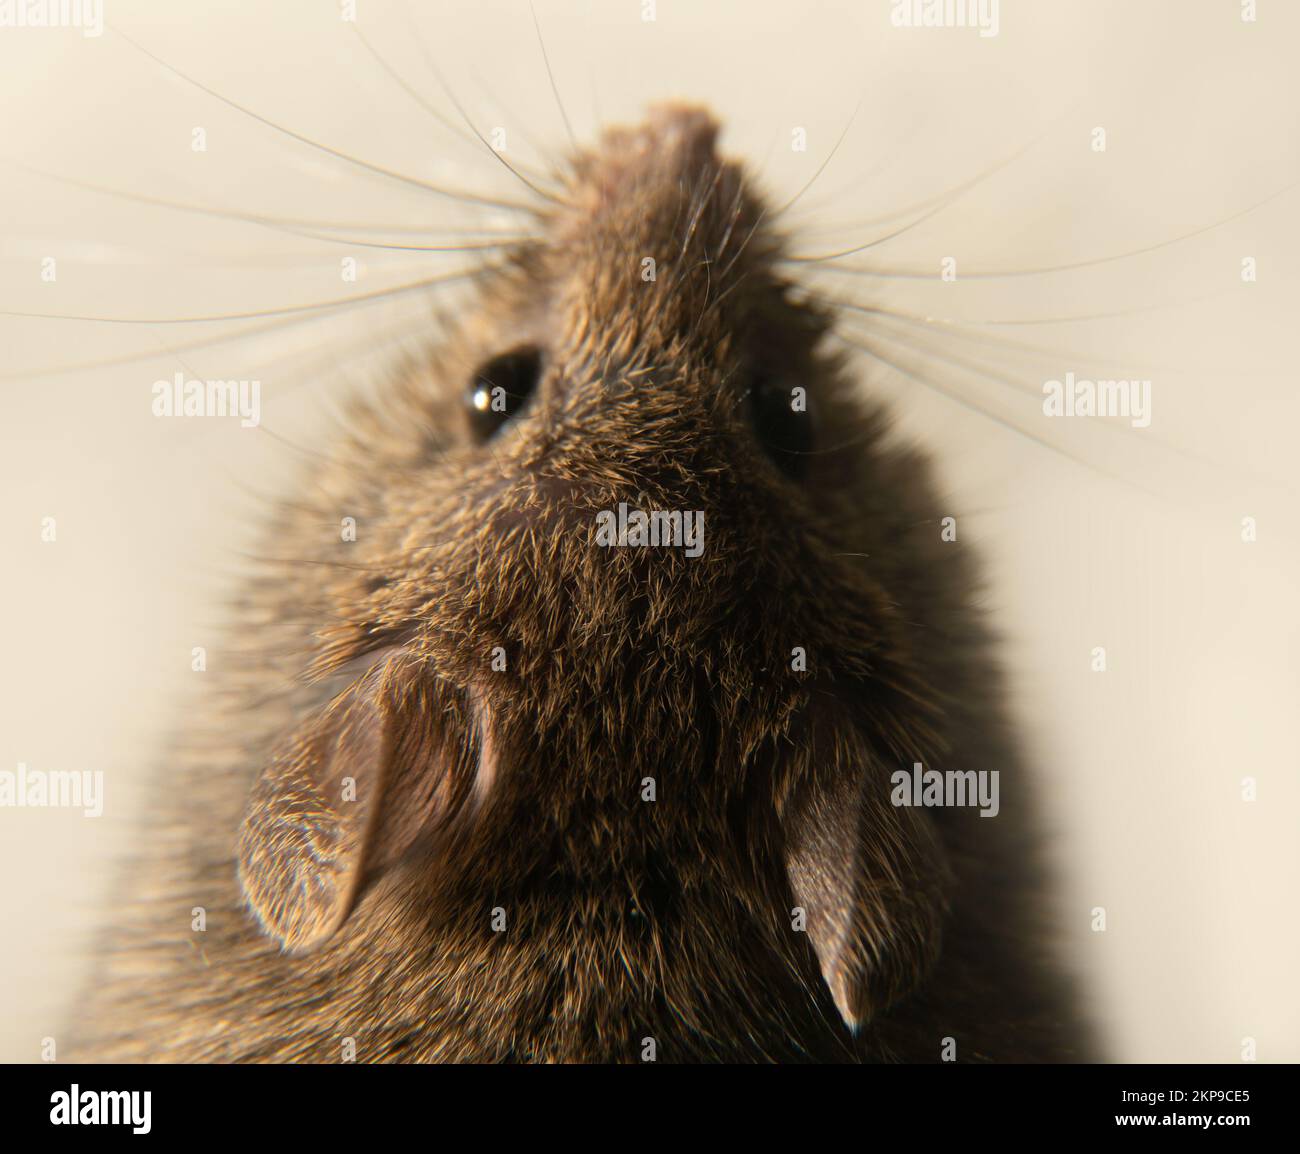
[71,105,1096,1063]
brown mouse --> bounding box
[71,103,1097,1062]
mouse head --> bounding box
[237,104,952,1041]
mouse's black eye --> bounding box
[464,346,542,442]
[749,372,813,481]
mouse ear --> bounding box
[237,651,456,952]
[782,716,952,1031]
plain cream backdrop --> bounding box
[1,0,1297,1062]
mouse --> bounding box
[69,103,1098,1063]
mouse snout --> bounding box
[547,105,775,352]
[578,102,722,196]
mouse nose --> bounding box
[576,102,722,202]
[639,103,720,166]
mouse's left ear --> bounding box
[236,651,462,952]
[781,713,953,1031]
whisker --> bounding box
[0,290,443,382]
[234,553,398,574]
[782,103,1083,262]
[781,104,939,225]
[3,158,529,248]
[786,184,953,238]
[291,235,516,254]
[350,19,483,151]
[714,204,769,288]
[0,244,496,271]
[712,172,750,267]
[776,98,861,215]
[853,316,1287,487]
[827,290,1229,329]
[110,26,537,214]
[368,11,563,203]
[251,424,337,465]
[830,328,1154,491]
[153,342,361,460]
[678,165,727,264]
[797,177,1299,280]
[153,334,432,455]
[827,298,1282,377]
[272,312,454,404]
[785,204,945,261]
[0,265,492,325]
[468,68,556,164]
[699,264,754,325]
[530,1,578,152]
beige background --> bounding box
[1,0,1297,1062]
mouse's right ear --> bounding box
[780,706,953,1031]
[236,651,458,953]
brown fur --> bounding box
[70,105,1097,1062]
